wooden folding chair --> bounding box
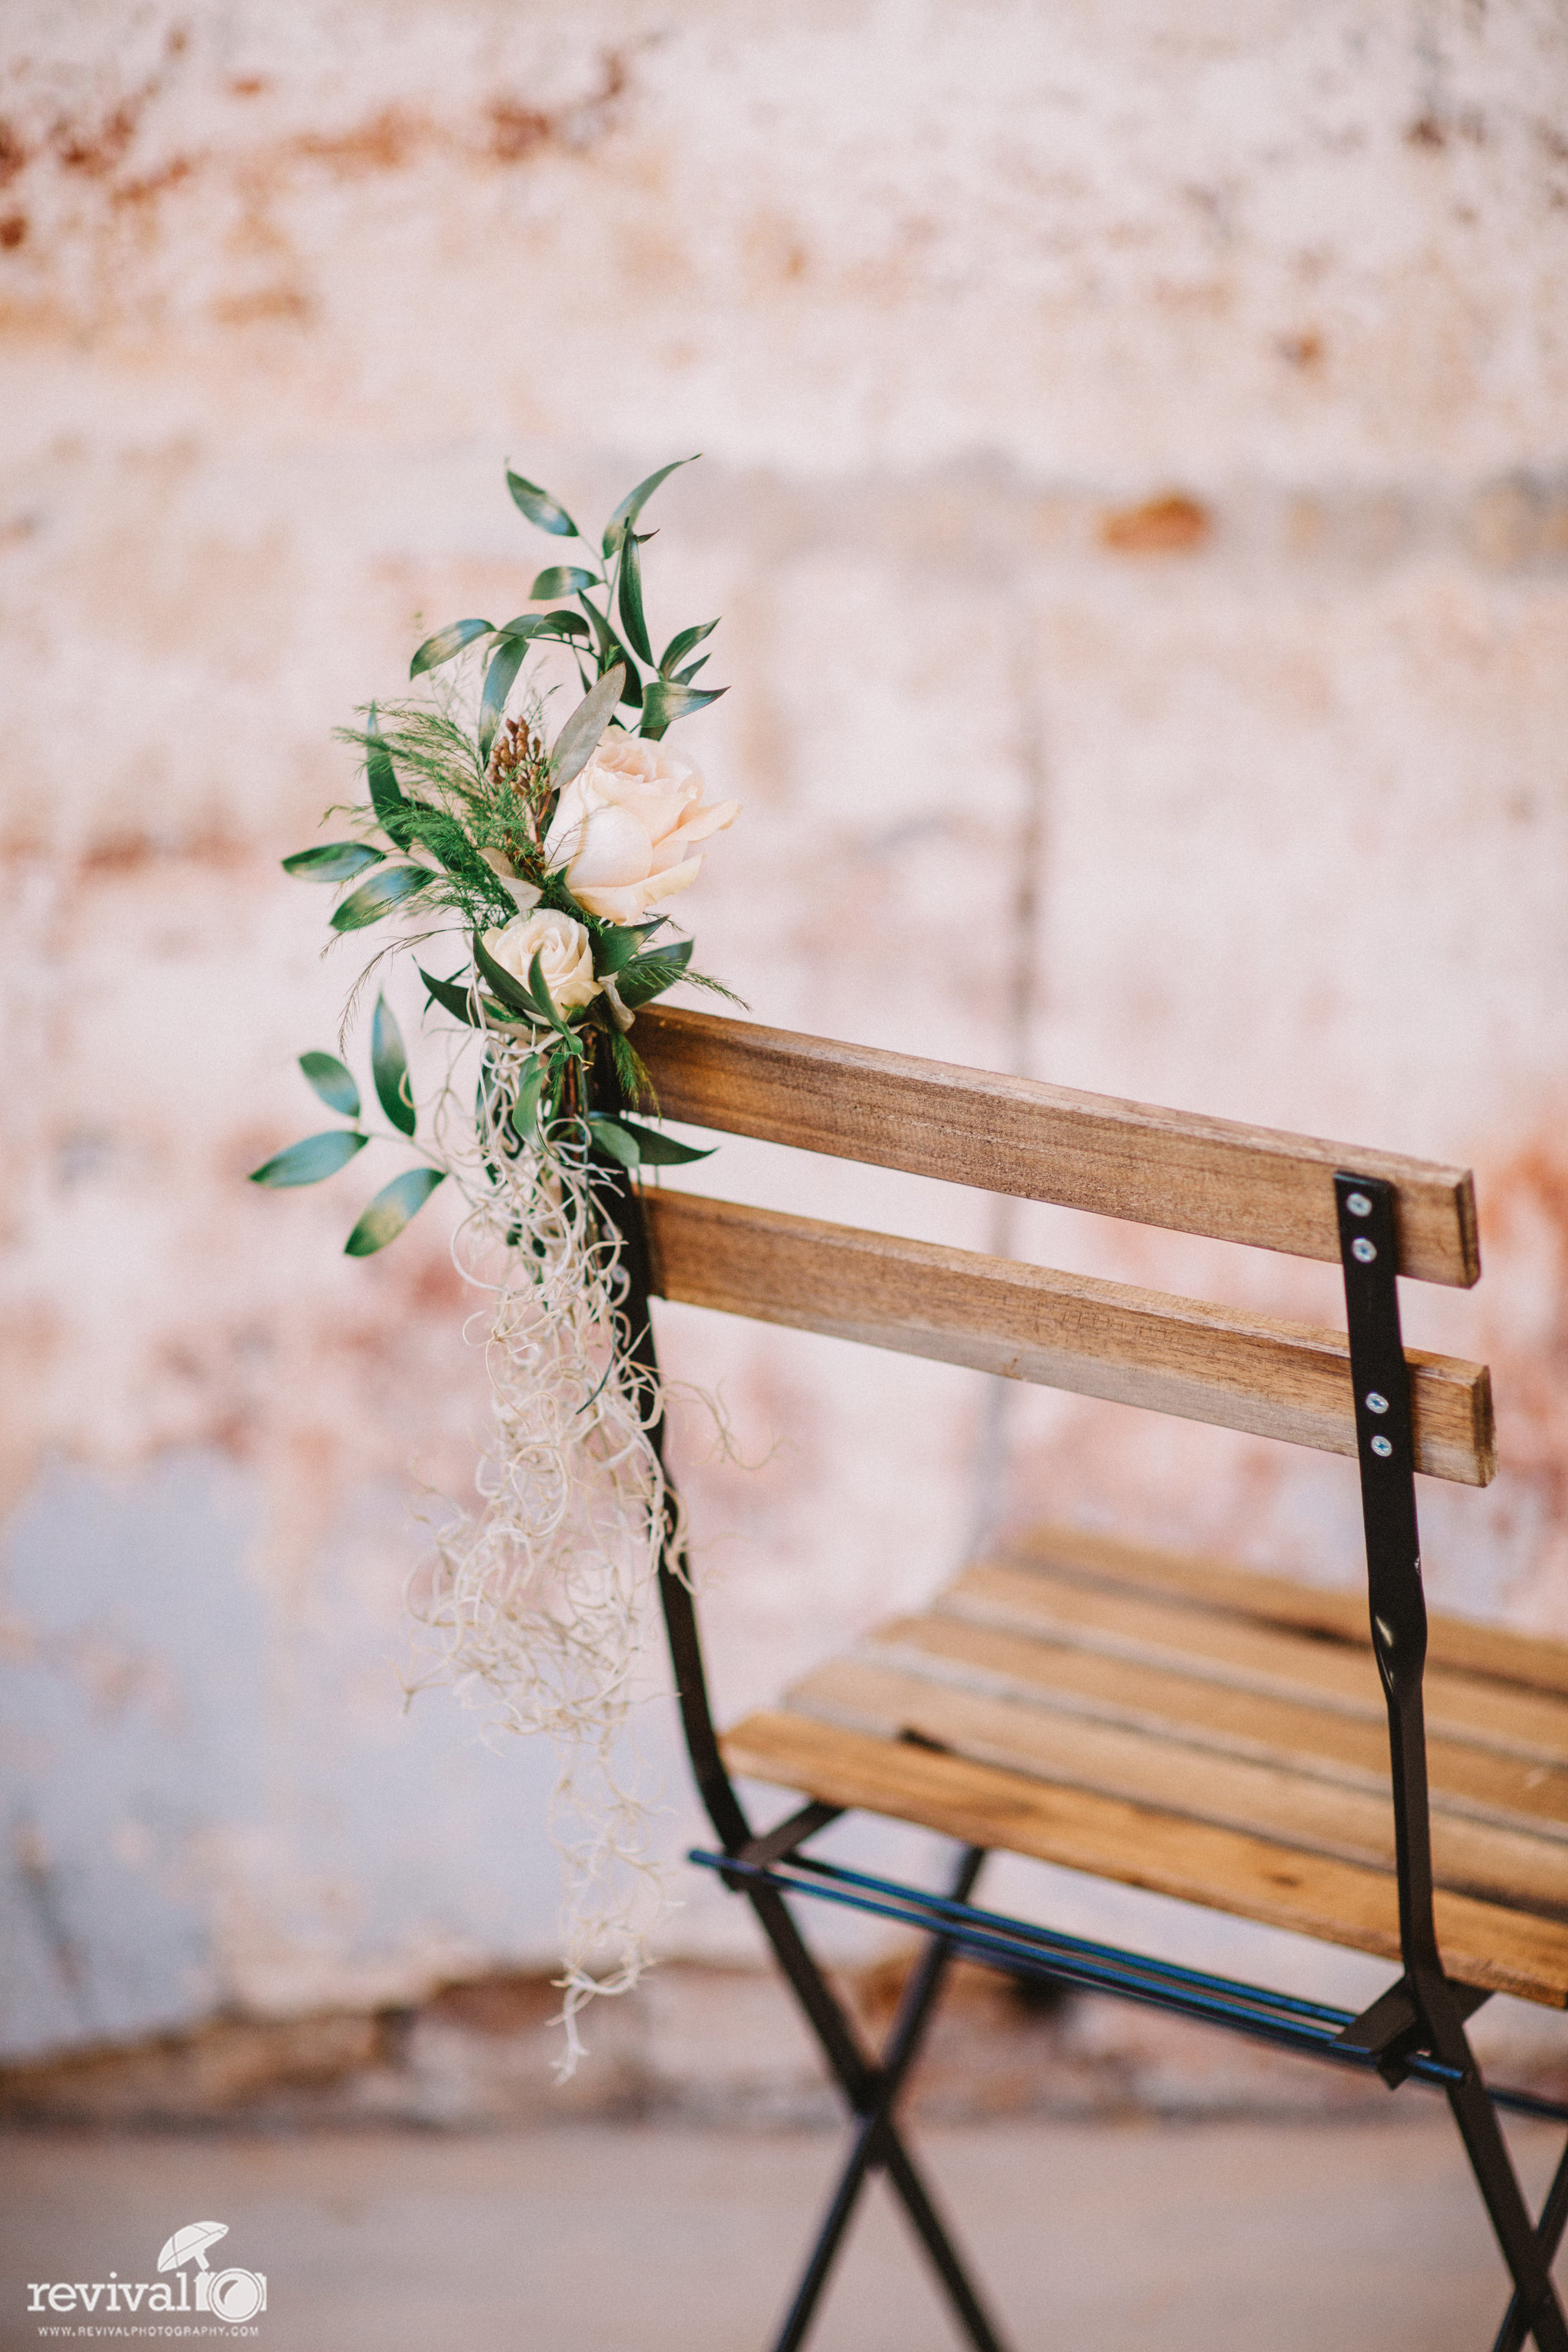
[606,1004,1568,2351]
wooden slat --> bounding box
[642,1190,1496,1485]
[946,1563,1568,1763]
[637,1006,1480,1285]
[862,1611,1568,1844]
[1003,1522,1568,1702]
[721,1709,1568,2007]
[787,1653,1568,1920]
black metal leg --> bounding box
[1449,2074,1568,2350]
[769,1849,1000,2352]
[1336,1177,1568,2351]
[876,2133,1008,2352]
[1492,2132,1568,2352]
[742,1851,1009,2352]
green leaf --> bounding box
[658,618,718,677]
[409,618,493,679]
[615,1116,716,1166]
[511,1058,547,1146]
[345,1168,446,1256]
[371,994,416,1136]
[616,936,694,1009]
[506,470,579,538]
[576,598,643,708]
[616,532,653,664]
[495,610,592,643]
[528,949,573,1039]
[530,565,599,598]
[639,678,727,741]
[421,964,486,1027]
[249,1129,368,1187]
[364,706,408,835]
[603,456,697,557]
[550,665,626,790]
[473,931,551,1024]
[606,1023,655,1115]
[587,1113,642,1170]
[591,920,658,976]
[399,808,499,896]
[479,633,530,763]
[331,864,432,933]
[299,1053,360,1118]
[283,841,386,884]
[674,655,710,685]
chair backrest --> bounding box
[635,1006,1494,1491]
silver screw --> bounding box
[1365,1391,1389,1414]
[1346,1191,1373,1217]
[1351,1236,1377,1263]
[1370,1434,1393,1459]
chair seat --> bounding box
[721,1524,1568,2011]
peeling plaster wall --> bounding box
[3,1,1568,2063]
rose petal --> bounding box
[482,909,600,1009]
[570,880,657,922]
[573,856,703,922]
[650,798,741,870]
[596,774,699,844]
[566,802,655,889]
[638,854,703,904]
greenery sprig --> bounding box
[251,459,739,1252]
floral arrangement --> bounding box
[250,459,739,2063]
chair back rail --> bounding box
[640,1189,1495,1486]
[635,1008,1480,1287]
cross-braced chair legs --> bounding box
[1447,2065,1568,2351]
[733,1847,1006,2352]
[1496,2136,1568,2352]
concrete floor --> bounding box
[2,2114,1562,2350]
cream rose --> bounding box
[481,908,601,1016]
[543,735,740,924]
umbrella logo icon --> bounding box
[158,2220,267,2324]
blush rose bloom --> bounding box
[543,736,740,923]
[481,908,601,1016]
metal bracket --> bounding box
[1335,1172,1427,1708]
[1337,1972,1491,2089]
[740,1801,845,1871]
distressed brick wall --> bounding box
[3,0,1568,2069]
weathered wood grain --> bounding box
[636,1006,1480,1285]
[1003,1521,1568,1700]
[788,1651,1568,1919]
[640,1189,1495,1484]
[720,1709,1568,2007]
[945,1563,1568,1761]
[861,1609,1568,1843]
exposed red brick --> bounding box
[1099,492,1211,554]
[489,101,553,163]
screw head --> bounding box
[1370,1434,1393,1459]
[1365,1390,1389,1415]
[1345,1191,1374,1217]
[1351,1236,1377,1263]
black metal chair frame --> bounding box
[607,1168,1568,2352]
